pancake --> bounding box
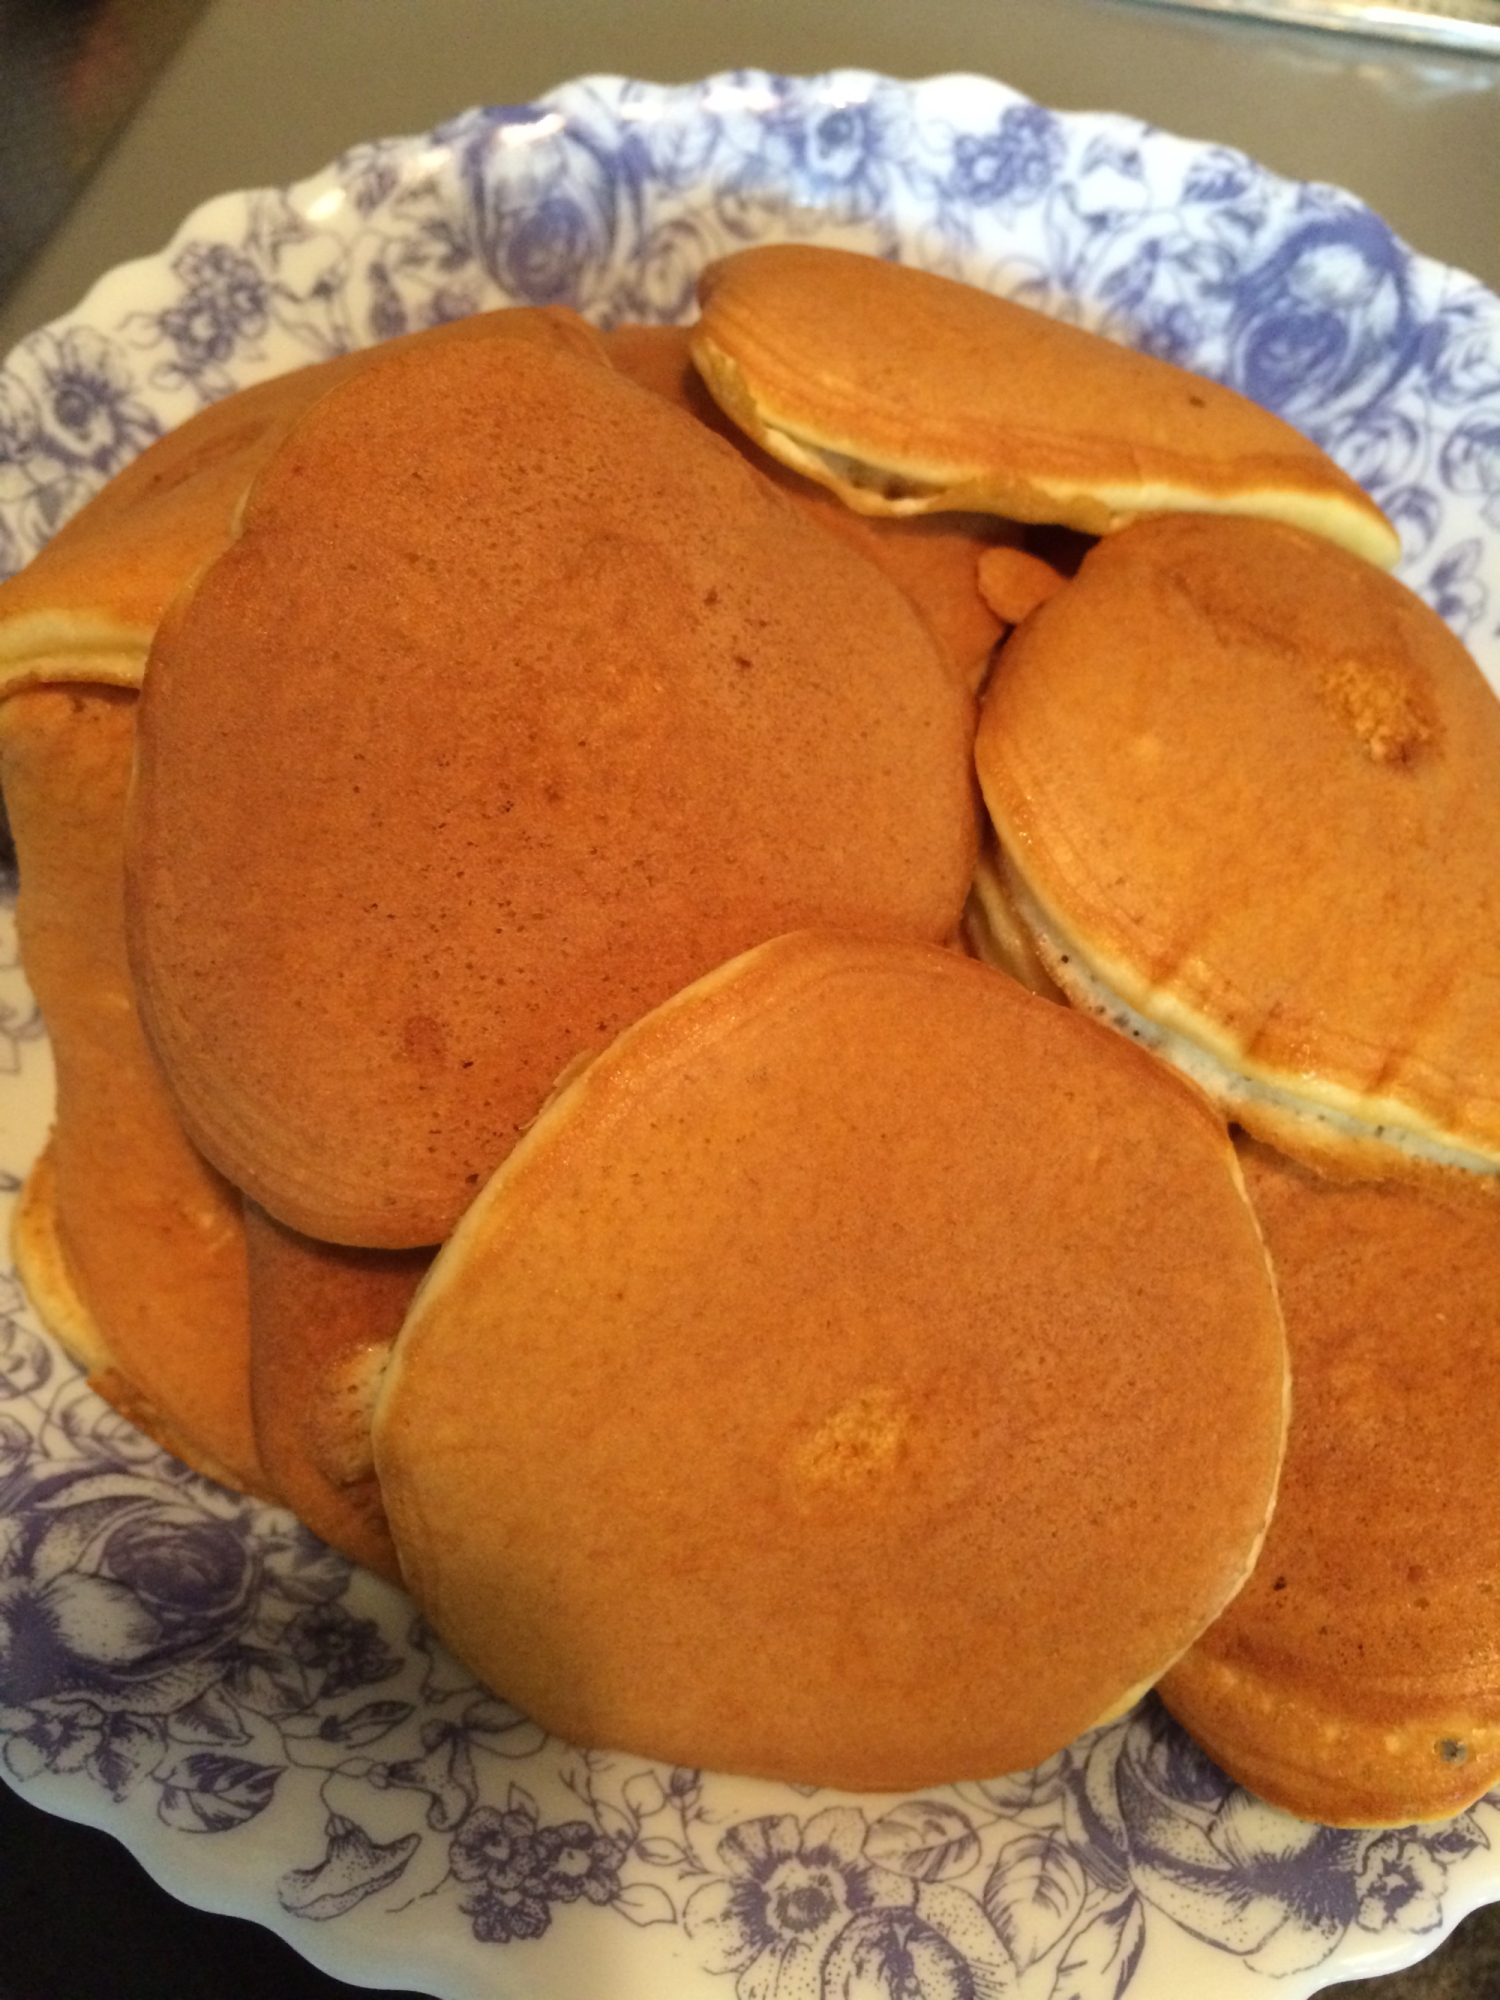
[1160,1139,1500,1825]
[127,335,978,1248]
[245,1203,429,1580]
[0,305,605,695]
[690,244,1398,566]
[0,685,262,1493]
[603,321,1009,692]
[0,311,605,1496]
[975,544,1068,626]
[975,512,1500,1184]
[373,930,1288,1791]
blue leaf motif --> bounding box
[0,1322,51,1399]
[984,1830,1090,1970]
[279,1812,420,1920]
[168,1684,251,1745]
[866,1799,983,1883]
[821,1906,988,2000]
[157,1750,280,1832]
[1427,1812,1489,1862]
[1051,1895,1145,2000]
[88,1711,166,1800]
[613,1881,677,1928]
[311,1697,414,1747]
[1183,150,1254,205]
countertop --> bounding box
[0,3,1496,1996]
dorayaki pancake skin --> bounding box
[691,245,1399,566]
[372,931,1288,1791]
[127,336,977,1248]
[0,312,601,1497]
[603,321,1010,692]
[0,306,604,693]
[1161,1139,1500,1826]
[245,1204,429,1581]
[976,512,1500,1181]
[0,685,262,1493]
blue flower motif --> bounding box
[686,1807,917,1995]
[1442,416,1500,531]
[282,1599,400,1698]
[456,103,625,316]
[1425,536,1488,636]
[1355,1831,1449,1935]
[1115,1701,1362,1976]
[26,327,159,477]
[446,1795,627,1944]
[156,242,272,378]
[1221,210,1419,434]
[103,1511,254,1629]
[950,105,1063,210]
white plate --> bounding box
[1,68,1499,2000]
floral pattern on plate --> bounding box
[1,67,1499,2000]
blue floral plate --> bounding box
[1,68,1499,2000]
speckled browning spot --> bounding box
[1319,652,1439,767]
[790,1385,907,1492]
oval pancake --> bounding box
[0,306,605,694]
[0,309,605,1498]
[127,335,977,1248]
[373,931,1288,1790]
[245,1203,429,1580]
[690,244,1398,566]
[1160,1139,1500,1826]
[975,512,1500,1183]
[0,685,261,1493]
[603,321,1010,693]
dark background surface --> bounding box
[3,1768,1500,1999]
[0,1772,434,1999]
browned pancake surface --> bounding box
[246,1203,428,1579]
[603,321,1008,692]
[0,307,604,689]
[691,245,1397,563]
[976,512,1500,1173]
[375,932,1287,1790]
[128,336,976,1246]
[1161,1141,1500,1824]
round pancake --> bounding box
[0,306,605,694]
[127,336,977,1248]
[245,1203,429,1581]
[690,244,1398,566]
[373,931,1288,1790]
[603,321,1008,693]
[1160,1139,1500,1826]
[975,512,1500,1182]
[0,684,262,1493]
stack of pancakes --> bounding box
[1,241,1494,1816]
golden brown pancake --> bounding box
[373,930,1288,1790]
[961,833,1066,1000]
[0,306,605,695]
[128,335,978,1249]
[975,544,1068,626]
[245,1203,429,1580]
[0,312,604,1495]
[691,244,1398,566]
[975,512,1500,1183]
[1161,1138,1500,1825]
[603,321,1008,692]
[0,685,262,1492]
